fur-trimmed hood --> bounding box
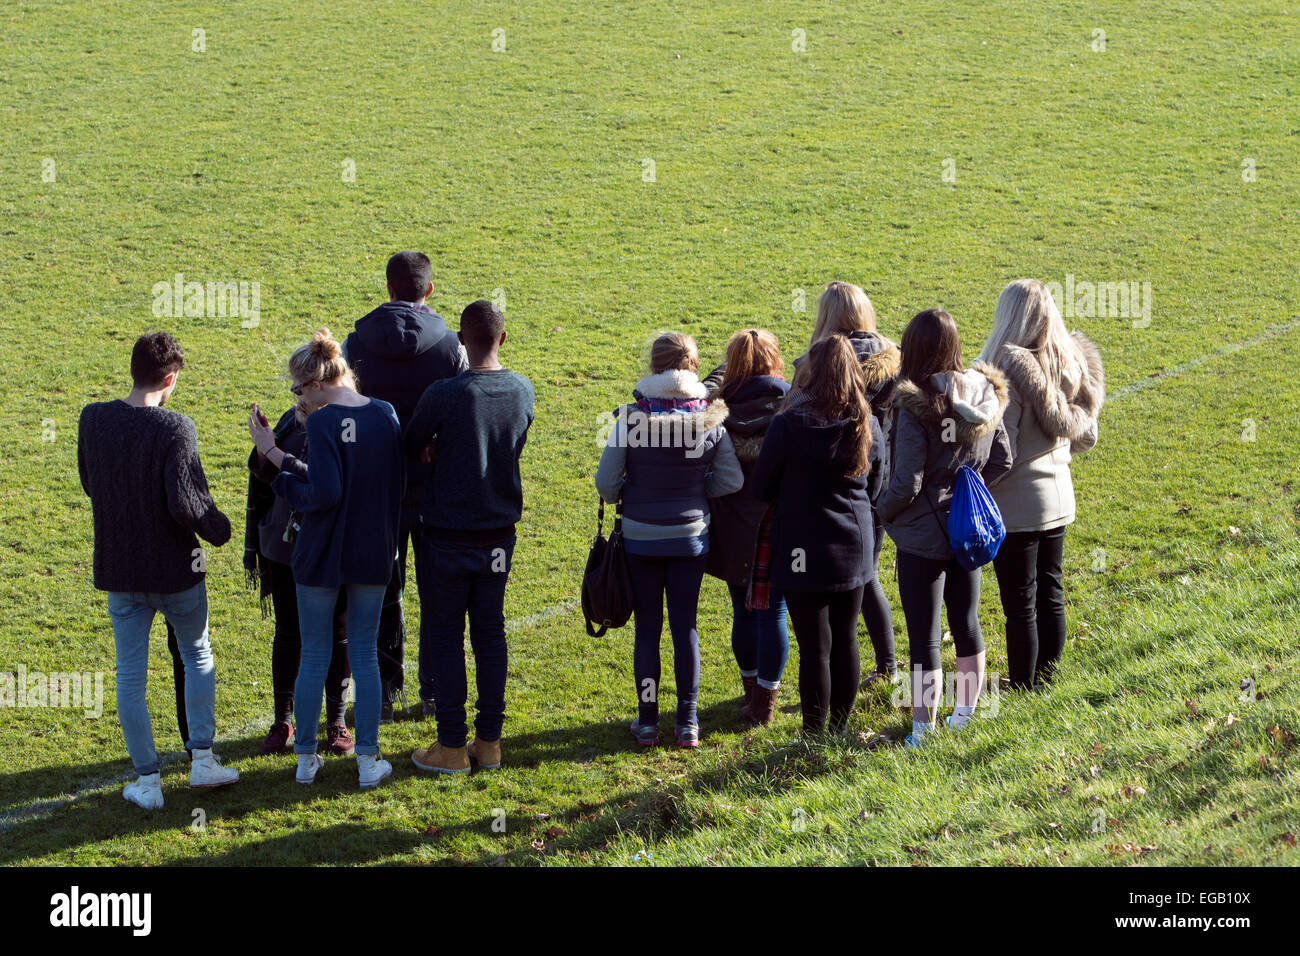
[892,361,1010,445]
[628,369,729,433]
[855,332,902,393]
[998,332,1105,441]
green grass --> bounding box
[1,0,1298,865]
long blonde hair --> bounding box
[979,280,1082,388]
[289,328,357,390]
[808,281,877,349]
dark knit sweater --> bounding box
[78,400,232,593]
[405,369,535,541]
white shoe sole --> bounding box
[123,792,163,810]
[191,777,239,788]
[359,767,392,789]
[410,755,468,775]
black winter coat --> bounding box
[750,406,885,593]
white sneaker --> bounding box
[357,753,392,789]
[190,749,239,788]
[296,753,325,785]
[123,772,163,810]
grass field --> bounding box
[1,0,1298,865]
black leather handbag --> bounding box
[581,498,634,637]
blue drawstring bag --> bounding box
[947,464,1006,570]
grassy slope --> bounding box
[0,0,1296,864]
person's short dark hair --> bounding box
[386,251,433,302]
[131,332,185,388]
[460,299,505,351]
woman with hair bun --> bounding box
[248,328,404,789]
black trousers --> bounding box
[785,587,864,734]
[861,510,895,674]
[378,518,422,701]
[992,527,1067,690]
[896,550,984,672]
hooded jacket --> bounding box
[878,362,1013,561]
[788,330,902,477]
[750,405,885,593]
[343,301,467,515]
[703,373,791,586]
[986,332,1104,532]
[594,369,745,558]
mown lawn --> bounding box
[0,0,1297,865]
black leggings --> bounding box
[860,510,895,674]
[992,527,1067,690]
[896,550,984,672]
[267,559,350,723]
[785,587,864,733]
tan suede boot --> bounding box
[467,737,502,770]
[411,742,470,774]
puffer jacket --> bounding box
[878,362,1013,561]
[594,369,745,558]
[987,332,1105,532]
[703,374,791,586]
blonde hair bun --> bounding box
[310,328,342,361]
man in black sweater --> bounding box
[78,332,239,809]
[343,251,467,721]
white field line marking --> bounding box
[1110,319,1300,401]
[1,599,588,833]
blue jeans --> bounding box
[107,580,215,775]
[627,552,705,727]
[727,583,789,688]
[419,536,514,748]
[295,582,386,756]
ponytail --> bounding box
[720,328,781,397]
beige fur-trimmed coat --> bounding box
[986,332,1105,533]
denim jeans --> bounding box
[107,580,216,775]
[419,535,514,748]
[295,582,386,756]
[726,582,789,688]
[627,552,705,728]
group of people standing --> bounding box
[80,252,534,808]
[595,279,1104,749]
[79,254,1104,812]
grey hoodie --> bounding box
[878,362,1013,561]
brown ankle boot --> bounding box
[739,674,758,722]
[747,684,779,726]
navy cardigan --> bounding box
[271,400,404,588]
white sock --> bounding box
[911,719,935,739]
